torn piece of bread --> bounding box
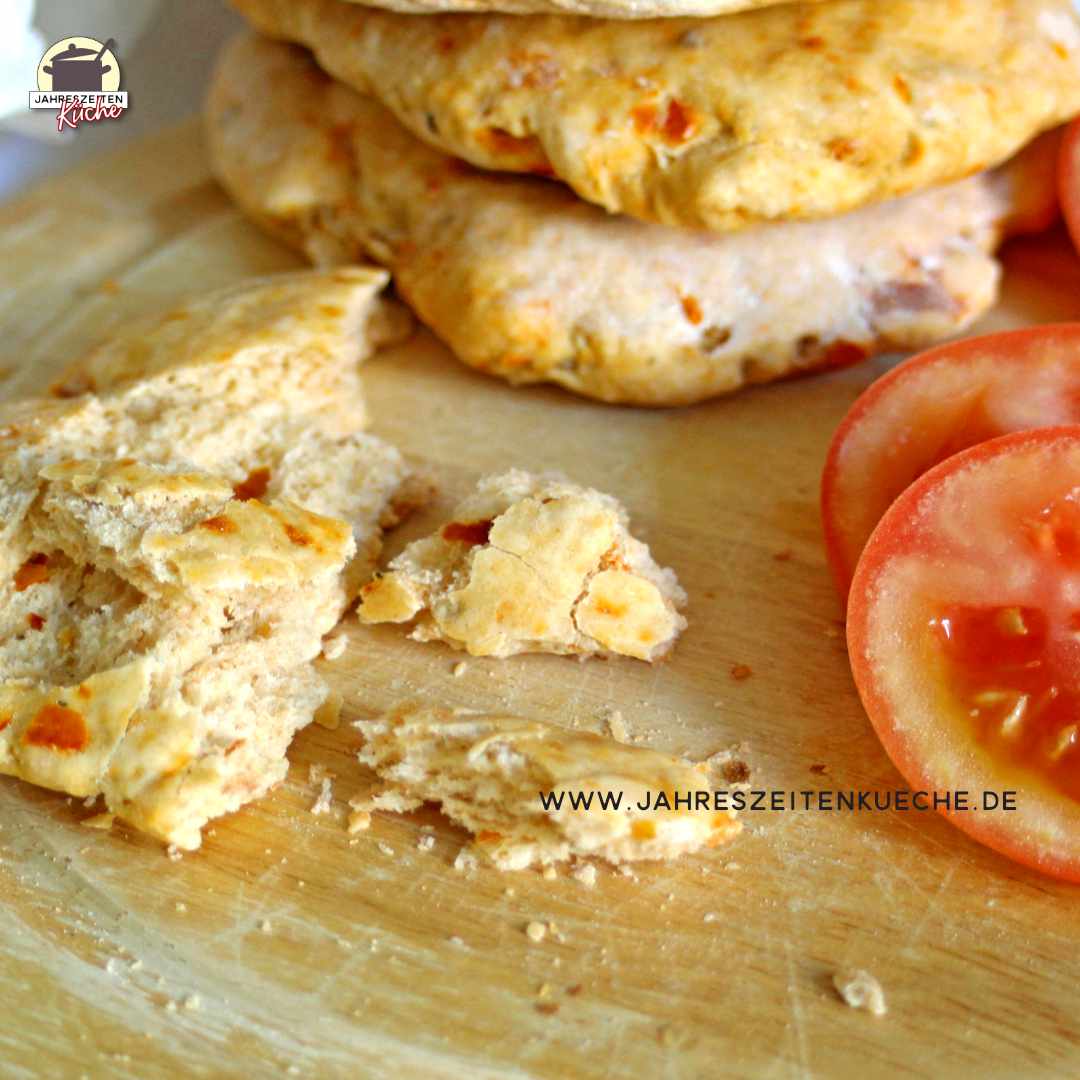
[358,470,686,661]
[2,269,426,592]
[1,458,355,849]
[354,703,741,870]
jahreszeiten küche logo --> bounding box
[29,36,128,132]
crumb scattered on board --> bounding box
[605,710,629,743]
[833,970,887,1017]
[81,812,114,830]
[525,921,547,943]
[322,631,349,661]
[347,809,371,834]
[310,777,333,816]
[571,863,597,888]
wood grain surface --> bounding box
[3,120,1080,1080]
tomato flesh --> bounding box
[930,491,1080,805]
[932,604,1080,804]
[848,428,1080,879]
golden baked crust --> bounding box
[0,458,354,848]
[355,703,741,870]
[0,272,427,848]
[232,0,1080,231]
[358,469,686,660]
[206,36,1051,406]
[5,269,424,591]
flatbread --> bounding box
[1,457,354,849]
[358,469,686,660]
[231,0,1080,231]
[354,703,741,870]
[8,269,426,591]
[206,36,1054,406]
[0,272,428,848]
[320,0,820,21]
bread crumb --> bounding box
[417,833,436,852]
[105,957,122,976]
[454,849,478,873]
[542,864,557,881]
[347,809,371,834]
[606,710,628,743]
[166,845,183,862]
[525,921,547,943]
[182,994,201,1012]
[833,970,887,1016]
[259,920,272,934]
[81,812,114,830]
[377,841,395,857]
[314,691,343,730]
[571,863,597,888]
[451,661,468,677]
[82,794,99,809]
[730,664,753,681]
[322,631,348,661]
[703,912,718,923]
[448,935,466,948]
[310,777,333,816]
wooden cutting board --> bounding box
[3,119,1080,1080]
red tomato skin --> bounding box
[847,426,1080,883]
[822,324,1080,602]
[1062,119,1080,258]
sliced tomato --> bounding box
[848,427,1080,880]
[822,324,1080,598]
[1062,118,1080,257]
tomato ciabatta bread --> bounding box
[0,270,428,848]
[206,34,1060,406]
[358,469,686,660]
[19,269,426,595]
[353,703,741,870]
[230,0,1080,232]
[0,458,354,850]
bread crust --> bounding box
[206,36,1052,405]
[232,0,1080,231]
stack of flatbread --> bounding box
[207,0,1080,405]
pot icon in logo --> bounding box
[38,37,121,94]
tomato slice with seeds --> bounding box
[1062,119,1080,258]
[822,324,1080,598]
[848,427,1080,880]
